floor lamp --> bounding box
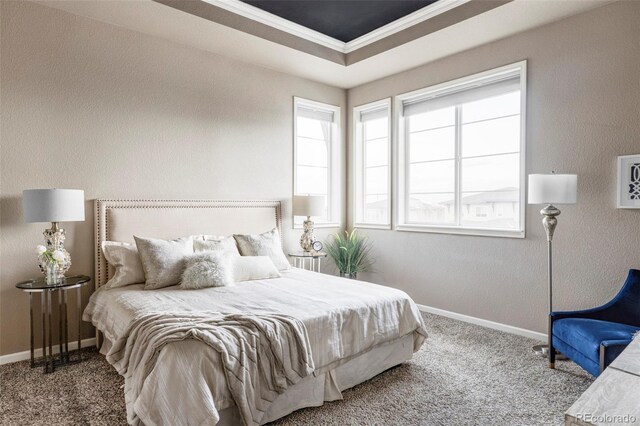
[528,173,577,358]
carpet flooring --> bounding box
[0,312,594,425]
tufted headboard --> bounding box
[94,199,282,289]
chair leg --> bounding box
[599,344,605,375]
[548,321,555,369]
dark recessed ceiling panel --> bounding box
[241,0,439,43]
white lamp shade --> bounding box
[292,195,325,217]
[23,189,85,223]
[528,174,577,205]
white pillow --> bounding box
[201,235,225,240]
[181,253,232,289]
[101,241,145,289]
[233,228,290,271]
[193,237,240,257]
[232,256,280,282]
[134,235,194,289]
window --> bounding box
[396,62,526,237]
[294,97,340,226]
[353,99,391,228]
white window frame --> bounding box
[395,61,527,238]
[293,97,341,228]
[353,98,392,229]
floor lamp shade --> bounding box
[293,195,325,217]
[528,174,577,205]
[22,189,85,223]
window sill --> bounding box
[396,224,525,239]
[353,223,391,230]
[293,222,341,230]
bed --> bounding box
[85,199,427,425]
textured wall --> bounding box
[0,1,346,356]
[1,0,639,359]
[347,0,640,334]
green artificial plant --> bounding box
[325,230,373,278]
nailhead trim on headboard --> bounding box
[94,199,283,290]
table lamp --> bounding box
[23,189,85,278]
[528,173,577,362]
[293,195,325,252]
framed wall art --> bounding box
[617,154,640,209]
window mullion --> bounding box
[404,117,411,225]
[362,124,368,223]
[327,123,333,221]
[455,105,462,227]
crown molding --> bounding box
[203,0,471,54]
[344,0,470,53]
[202,0,345,51]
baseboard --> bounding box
[416,304,546,341]
[0,337,97,366]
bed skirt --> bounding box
[100,333,415,425]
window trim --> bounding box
[293,97,341,228]
[394,61,527,238]
[352,98,392,230]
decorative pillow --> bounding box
[232,256,281,282]
[101,241,145,289]
[201,235,225,241]
[193,237,241,257]
[234,228,291,271]
[181,253,232,289]
[134,235,194,289]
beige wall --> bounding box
[1,0,638,358]
[347,0,640,334]
[0,1,346,356]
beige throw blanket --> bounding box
[106,312,315,426]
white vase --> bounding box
[45,262,60,285]
[38,227,71,279]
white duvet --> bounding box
[84,268,427,425]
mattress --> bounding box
[84,268,427,425]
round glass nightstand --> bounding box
[288,252,327,272]
[16,275,91,373]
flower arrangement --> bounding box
[37,245,66,283]
[37,245,66,265]
[325,230,373,279]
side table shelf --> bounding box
[288,252,327,273]
[16,275,91,373]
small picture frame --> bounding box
[617,154,640,209]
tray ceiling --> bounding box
[241,0,438,43]
[35,0,616,88]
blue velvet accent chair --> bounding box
[549,269,640,377]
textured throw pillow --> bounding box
[181,253,232,289]
[101,241,145,289]
[232,256,281,282]
[234,228,291,271]
[134,235,194,289]
[193,237,241,257]
[201,235,225,241]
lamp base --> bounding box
[532,344,567,360]
[38,223,71,278]
[299,217,317,252]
